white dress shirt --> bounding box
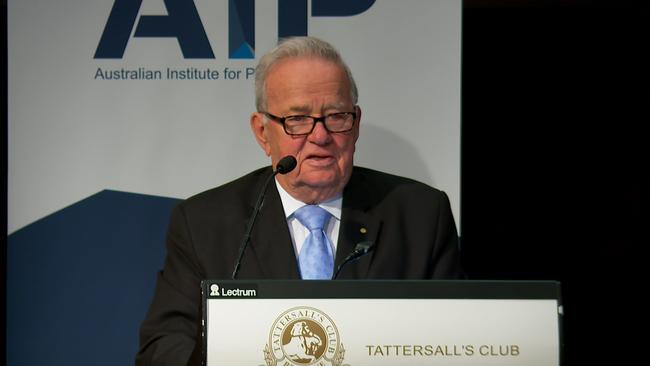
[275,179,341,259]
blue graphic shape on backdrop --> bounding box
[95,0,215,59]
[279,0,308,38]
[7,190,180,366]
[312,0,376,16]
[229,0,255,59]
[231,42,254,59]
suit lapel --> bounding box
[336,209,380,279]
[247,173,301,279]
[335,170,382,279]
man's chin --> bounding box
[296,171,340,189]
[283,171,349,202]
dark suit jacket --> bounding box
[136,166,462,366]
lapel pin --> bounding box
[360,227,367,234]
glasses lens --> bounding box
[325,113,354,132]
[284,116,314,135]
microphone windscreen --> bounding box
[275,155,297,174]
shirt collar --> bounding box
[275,178,342,220]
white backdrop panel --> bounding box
[8,0,461,234]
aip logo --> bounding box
[94,0,376,59]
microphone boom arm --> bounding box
[231,156,297,279]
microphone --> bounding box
[274,155,297,174]
[231,155,297,279]
[332,241,375,279]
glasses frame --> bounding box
[263,111,357,136]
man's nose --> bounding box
[307,120,332,143]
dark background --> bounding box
[461,0,646,364]
[3,0,9,363]
[2,0,647,364]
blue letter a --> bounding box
[95,0,214,59]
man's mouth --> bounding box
[303,154,335,166]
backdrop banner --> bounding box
[7,1,461,365]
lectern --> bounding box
[202,280,561,366]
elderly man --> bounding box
[136,37,461,365]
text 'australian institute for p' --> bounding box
[94,67,255,81]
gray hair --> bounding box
[254,36,359,111]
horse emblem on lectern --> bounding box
[264,307,347,366]
[285,321,323,362]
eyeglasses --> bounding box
[263,111,356,136]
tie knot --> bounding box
[293,205,331,231]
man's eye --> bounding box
[328,113,345,121]
[287,116,309,123]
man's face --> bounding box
[251,56,360,203]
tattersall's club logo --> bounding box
[264,307,348,366]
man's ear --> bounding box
[250,112,272,156]
[353,105,362,143]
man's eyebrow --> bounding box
[286,105,312,114]
[286,102,348,115]
[323,101,349,112]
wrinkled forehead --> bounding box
[266,55,346,81]
[265,57,352,104]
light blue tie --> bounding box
[294,205,334,280]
